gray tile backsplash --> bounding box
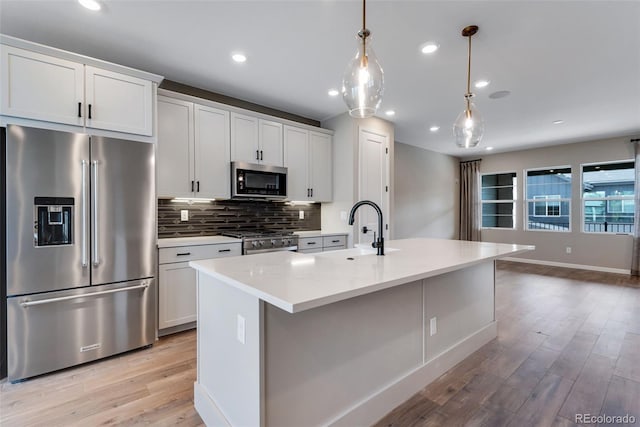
[157,199,321,238]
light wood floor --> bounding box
[1,261,639,427]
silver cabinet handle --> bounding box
[81,160,88,268]
[92,160,100,267]
[20,283,149,307]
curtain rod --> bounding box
[459,158,482,164]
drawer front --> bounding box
[323,235,347,248]
[7,279,155,382]
[159,243,241,264]
[298,237,322,250]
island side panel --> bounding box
[424,261,495,361]
[264,280,424,427]
[195,272,263,427]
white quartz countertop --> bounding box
[294,230,348,238]
[157,236,242,248]
[190,238,534,313]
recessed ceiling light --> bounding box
[553,120,564,125]
[420,42,439,54]
[328,89,339,97]
[474,80,490,88]
[429,126,440,132]
[231,53,247,63]
[78,0,101,11]
[485,146,494,151]
[385,110,396,117]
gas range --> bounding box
[222,230,299,255]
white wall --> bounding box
[393,142,459,239]
[478,135,639,272]
[320,113,395,245]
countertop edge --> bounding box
[190,244,534,314]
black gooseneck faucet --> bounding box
[348,200,385,256]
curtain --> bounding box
[631,140,640,275]
[459,159,482,241]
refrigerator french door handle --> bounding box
[19,282,150,308]
[92,160,100,267]
[81,160,88,268]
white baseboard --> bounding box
[327,321,498,427]
[501,257,630,275]
[194,382,232,427]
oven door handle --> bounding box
[244,246,298,255]
[19,283,150,308]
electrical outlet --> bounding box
[430,317,437,336]
[299,210,305,220]
[180,210,189,221]
[566,246,572,254]
[237,314,245,344]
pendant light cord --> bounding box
[362,0,366,32]
[465,33,472,116]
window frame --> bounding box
[580,160,635,235]
[525,166,572,233]
[480,171,518,230]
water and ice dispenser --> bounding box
[34,197,74,246]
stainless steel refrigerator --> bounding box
[2,124,156,382]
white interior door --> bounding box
[358,128,389,245]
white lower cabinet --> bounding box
[158,242,241,334]
[298,234,347,254]
[159,262,197,330]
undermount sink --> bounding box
[316,245,400,259]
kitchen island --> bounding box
[190,238,533,427]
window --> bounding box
[481,172,516,229]
[582,161,634,234]
[526,167,571,231]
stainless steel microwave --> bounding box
[231,161,287,199]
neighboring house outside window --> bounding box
[481,172,517,229]
[526,167,572,231]
[582,161,634,234]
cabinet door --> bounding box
[283,126,309,200]
[230,112,259,163]
[0,45,83,126]
[159,262,197,329]
[309,132,333,202]
[85,65,153,136]
[258,119,283,166]
[157,96,194,198]
[195,104,230,199]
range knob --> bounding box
[271,239,279,246]
[251,241,259,248]
[258,241,264,247]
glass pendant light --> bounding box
[341,0,384,118]
[453,25,485,148]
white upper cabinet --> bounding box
[284,126,309,200]
[0,42,158,137]
[85,66,153,136]
[284,125,333,202]
[1,45,84,126]
[157,94,230,199]
[258,119,283,166]
[231,112,283,166]
[157,97,194,198]
[194,104,230,199]
[230,112,259,163]
[309,131,332,202]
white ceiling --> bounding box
[1,0,639,156]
